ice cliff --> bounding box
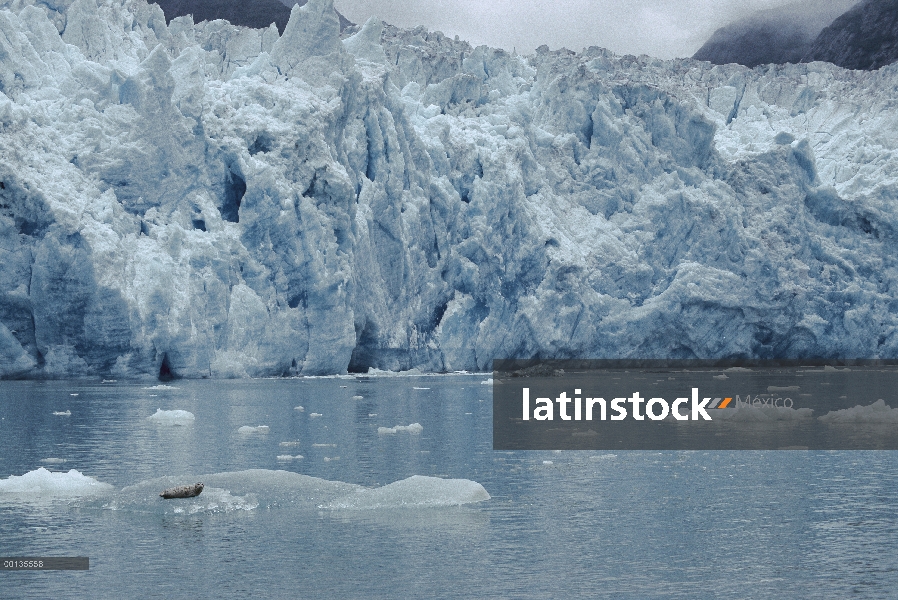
[1,0,898,379]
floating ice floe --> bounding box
[481,379,493,385]
[0,468,113,501]
[52,410,71,416]
[323,456,340,462]
[352,395,363,400]
[378,423,424,434]
[413,387,430,390]
[294,406,305,412]
[819,399,898,423]
[69,393,79,396]
[143,385,179,390]
[309,413,323,418]
[323,475,490,510]
[279,441,301,447]
[40,458,67,464]
[312,443,337,448]
[277,455,303,461]
[238,425,270,434]
[147,409,195,425]
[84,470,488,514]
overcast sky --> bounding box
[333,0,860,59]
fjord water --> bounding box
[2,376,897,599]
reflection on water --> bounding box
[1,377,897,598]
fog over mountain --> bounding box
[692,0,898,70]
[693,1,851,67]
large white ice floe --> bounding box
[89,469,488,514]
[0,468,114,502]
[1,0,898,379]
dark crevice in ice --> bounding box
[158,353,178,381]
[221,168,245,223]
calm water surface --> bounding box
[1,376,897,598]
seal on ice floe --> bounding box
[159,483,204,499]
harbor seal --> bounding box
[159,483,204,499]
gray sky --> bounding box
[333,0,860,59]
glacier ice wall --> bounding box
[1,0,898,378]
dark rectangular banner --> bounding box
[493,359,898,450]
[1,557,89,570]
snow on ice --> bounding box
[0,0,897,379]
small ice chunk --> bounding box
[294,406,305,412]
[312,443,336,447]
[352,395,363,400]
[481,378,493,385]
[70,393,79,396]
[323,456,339,462]
[279,441,301,447]
[571,429,598,437]
[52,410,71,416]
[147,409,195,425]
[378,423,423,434]
[40,458,67,464]
[309,413,323,418]
[413,387,430,390]
[238,425,270,433]
[713,374,728,380]
[368,413,377,417]
[542,460,553,465]
[143,385,179,390]
[277,454,303,461]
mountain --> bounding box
[695,0,898,70]
[153,0,353,34]
[804,0,898,70]
[692,6,824,68]
[2,0,898,379]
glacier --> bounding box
[1,0,898,379]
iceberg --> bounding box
[147,408,195,424]
[378,422,423,434]
[0,467,114,501]
[91,469,488,513]
[0,0,897,379]
[237,425,270,433]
